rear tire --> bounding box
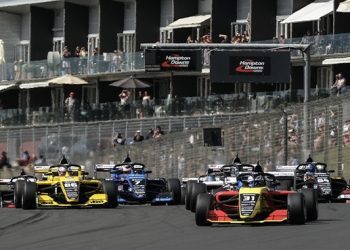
[301,189,318,221]
[102,180,118,208]
[167,178,181,205]
[190,183,207,212]
[288,193,306,225]
[22,182,37,210]
[185,180,196,210]
[14,180,25,208]
[195,193,213,226]
[180,187,186,205]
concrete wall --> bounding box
[0,11,21,62]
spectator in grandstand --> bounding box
[64,92,79,121]
[153,125,164,139]
[332,73,347,96]
[279,34,286,44]
[145,128,154,140]
[186,35,194,43]
[0,151,11,168]
[219,34,228,43]
[17,150,31,166]
[119,89,131,113]
[62,46,71,75]
[242,30,250,43]
[112,132,125,147]
[34,155,47,165]
[134,130,144,142]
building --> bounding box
[0,0,349,111]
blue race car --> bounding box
[95,162,182,205]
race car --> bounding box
[184,162,257,212]
[94,162,182,205]
[0,174,37,208]
[5,164,118,209]
[194,172,318,226]
[269,161,348,201]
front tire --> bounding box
[167,178,181,205]
[14,180,25,208]
[22,182,37,210]
[301,189,318,221]
[288,193,306,225]
[185,180,196,210]
[102,180,118,208]
[180,187,186,205]
[190,183,207,212]
[195,193,213,226]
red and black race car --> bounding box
[195,172,318,226]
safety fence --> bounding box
[1,95,350,181]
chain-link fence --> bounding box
[1,95,350,181]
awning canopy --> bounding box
[322,57,350,65]
[337,0,350,12]
[19,82,50,89]
[281,0,333,24]
[165,14,211,29]
[0,83,16,92]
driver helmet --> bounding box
[122,164,132,174]
[58,166,67,176]
[306,163,316,173]
[207,175,215,181]
[247,176,255,187]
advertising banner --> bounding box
[145,49,202,72]
[210,50,290,83]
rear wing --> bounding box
[95,164,115,172]
[34,165,51,173]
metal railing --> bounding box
[0,89,330,127]
[1,33,350,82]
[0,52,145,82]
[1,93,350,182]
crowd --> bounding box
[111,125,165,147]
[186,30,250,44]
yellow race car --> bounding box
[14,164,117,209]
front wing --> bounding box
[38,193,108,207]
[207,209,288,224]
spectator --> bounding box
[79,46,87,74]
[219,34,228,43]
[0,151,11,168]
[64,92,79,121]
[17,150,30,166]
[279,34,286,44]
[62,46,71,75]
[186,35,193,43]
[145,128,154,140]
[332,73,346,96]
[153,125,164,139]
[136,90,144,118]
[142,90,151,116]
[119,89,131,113]
[242,30,250,43]
[34,155,47,165]
[112,132,125,147]
[134,130,144,142]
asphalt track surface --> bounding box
[1,203,350,250]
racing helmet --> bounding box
[58,166,67,176]
[306,163,316,173]
[207,175,215,181]
[247,176,255,187]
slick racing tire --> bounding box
[167,178,182,205]
[287,193,306,225]
[180,187,186,205]
[22,182,37,210]
[185,180,196,210]
[195,193,213,226]
[190,183,207,213]
[102,180,118,208]
[301,189,318,221]
[14,180,25,208]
